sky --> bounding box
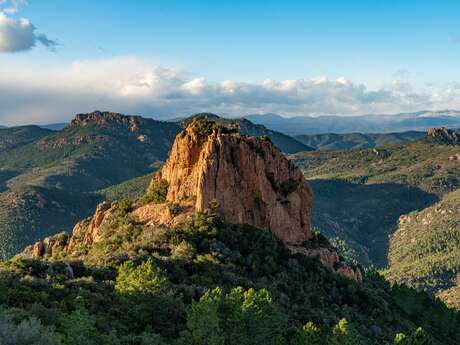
[1,0,460,125]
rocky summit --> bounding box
[158,119,314,245]
[23,118,362,282]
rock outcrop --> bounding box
[157,119,314,245]
[288,245,363,282]
[70,111,143,131]
[22,202,118,258]
[426,127,460,145]
[66,202,117,251]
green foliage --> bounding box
[98,173,152,202]
[294,131,425,151]
[0,311,61,345]
[168,202,181,216]
[384,189,460,309]
[393,328,434,345]
[117,199,132,214]
[291,321,322,345]
[115,258,169,295]
[0,212,459,344]
[290,139,460,271]
[0,114,181,259]
[329,318,366,345]
[142,179,169,204]
[61,300,98,345]
[184,287,286,345]
[185,288,224,345]
[191,119,219,136]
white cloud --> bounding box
[0,57,459,125]
[0,0,24,14]
[0,1,57,53]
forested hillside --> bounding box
[290,131,460,307]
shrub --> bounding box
[117,198,132,214]
[291,321,322,345]
[329,318,366,345]
[61,301,98,345]
[0,311,62,345]
[191,119,218,136]
[142,179,169,204]
[115,258,169,295]
[168,202,181,216]
[172,241,197,261]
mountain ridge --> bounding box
[246,111,460,135]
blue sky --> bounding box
[1,0,460,124]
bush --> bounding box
[0,312,62,345]
[115,258,169,295]
[142,179,169,204]
[117,199,132,214]
[168,202,181,216]
[291,321,322,345]
[191,119,218,136]
[61,301,98,345]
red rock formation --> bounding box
[288,245,362,282]
[67,202,117,252]
[157,120,314,245]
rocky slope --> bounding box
[23,119,361,282]
[384,189,460,309]
[0,125,53,152]
[290,131,460,266]
[290,128,460,308]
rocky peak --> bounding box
[70,111,144,132]
[157,118,314,245]
[426,127,460,145]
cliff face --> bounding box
[157,120,314,245]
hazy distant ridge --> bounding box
[245,110,460,135]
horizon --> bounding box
[4,108,460,129]
[2,0,460,125]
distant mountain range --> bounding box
[245,110,460,135]
[39,123,68,131]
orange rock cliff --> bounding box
[157,120,314,245]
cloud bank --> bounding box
[0,1,57,52]
[1,57,460,125]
